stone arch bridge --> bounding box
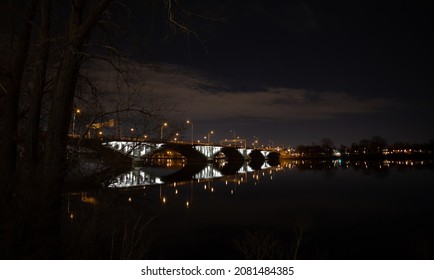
[103,140,280,163]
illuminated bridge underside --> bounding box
[103,141,163,158]
[103,141,278,163]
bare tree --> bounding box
[0,0,39,182]
[0,0,214,258]
[42,0,115,187]
[320,137,335,157]
[24,0,52,168]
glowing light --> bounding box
[162,197,166,204]
[128,197,132,203]
[175,189,178,195]
[186,201,190,208]
[211,188,214,192]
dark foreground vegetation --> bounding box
[0,0,211,259]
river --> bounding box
[64,159,434,259]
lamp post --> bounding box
[186,120,194,145]
[253,136,259,148]
[229,130,236,140]
[160,122,168,141]
[72,108,80,137]
[207,130,214,144]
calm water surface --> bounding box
[65,160,434,259]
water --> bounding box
[65,160,434,259]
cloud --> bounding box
[135,64,394,121]
[83,61,395,123]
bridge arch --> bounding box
[265,151,280,165]
[218,147,245,162]
[148,143,208,163]
[248,149,266,162]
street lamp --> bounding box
[72,108,81,137]
[160,122,168,141]
[186,120,194,145]
[253,136,259,148]
[229,130,236,140]
[207,130,214,144]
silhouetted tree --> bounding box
[358,138,371,154]
[24,0,51,168]
[320,137,335,157]
[0,0,207,258]
[0,0,39,182]
[429,139,434,153]
[370,135,387,155]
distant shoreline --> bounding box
[280,153,434,161]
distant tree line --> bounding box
[290,136,434,159]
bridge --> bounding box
[102,140,280,163]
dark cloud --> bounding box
[84,61,397,121]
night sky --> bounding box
[135,0,433,260]
[101,0,434,146]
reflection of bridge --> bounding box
[103,140,280,163]
[108,161,274,188]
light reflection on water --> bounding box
[105,158,431,189]
[65,159,434,259]
[107,160,273,188]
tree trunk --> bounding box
[42,0,114,186]
[25,0,51,168]
[0,0,41,259]
[0,0,39,183]
[43,43,84,185]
